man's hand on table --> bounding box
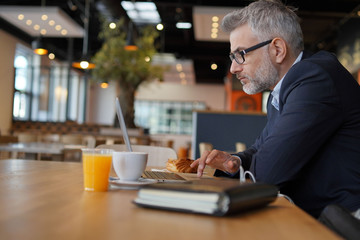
[190,149,241,177]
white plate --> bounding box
[109,178,157,189]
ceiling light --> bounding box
[121,1,135,10]
[156,23,164,31]
[67,0,78,11]
[210,14,220,40]
[72,58,95,69]
[121,1,161,24]
[72,0,95,70]
[100,81,109,88]
[212,22,219,28]
[33,48,48,55]
[179,72,186,78]
[124,39,138,51]
[192,6,234,42]
[212,16,219,22]
[176,64,183,72]
[135,2,157,11]
[127,10,138,19]
[48,53,55,60]
[124,21,138,51]
[176,22,192,29]
[61,29,68,35]
[80,60,89,69]
[0,6,84,37]
[109,22,116,29]
[32,37,48,55]
[211,63,218,70]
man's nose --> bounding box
[230,60,243,74]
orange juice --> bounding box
[82,152,112,191]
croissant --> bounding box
[166,158,197,173]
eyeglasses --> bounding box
[229,39,273,64]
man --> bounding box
[190,0,360,218]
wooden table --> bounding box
[0,159,341,240]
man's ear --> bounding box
[270,38,287,64]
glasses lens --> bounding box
[229,53,235,63]
[230,51,244,64]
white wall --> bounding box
[0,30,19,134]
[86,80,227,126]
[87,81,117,125]
[137,81,226,110]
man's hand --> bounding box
[190,149,241,177]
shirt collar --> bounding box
[271,51,303,110]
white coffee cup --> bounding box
[112,151,148,181]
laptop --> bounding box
[115,97,187,183]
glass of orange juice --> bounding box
[82,148,113,192]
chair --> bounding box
[0,135,18,159]
[96,144,177,167]
[17,133,39,143]
[235,142,247,152]
[82,135,96,148]
[13,133,39,159]
[318,204,360,240]
[199,142,213,156]
[60,134,84,162]
[60,134,84,145]
[0,135,18,144]
[39,134,60,143]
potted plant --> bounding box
[91,17,164,128]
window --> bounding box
[12,43,86,123]
[135,100,206,134]
[13,45,33,120]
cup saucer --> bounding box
[109,178,157,189]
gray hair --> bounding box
[221,0,304,55]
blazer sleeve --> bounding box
[215,112,271,178]
[215,94,274,178]
[234,93,274,171]
[251,59,343,187]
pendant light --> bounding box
[124,21,138,51]
[32,37,48,55]
[32,0,48,55]
[72,0,95,69]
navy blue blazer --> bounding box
[219,51,360,218]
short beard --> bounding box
[241,54,279,95]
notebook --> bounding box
[134,179,278,216]
[115,97,187,183]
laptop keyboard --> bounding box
[142,171,186,181]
